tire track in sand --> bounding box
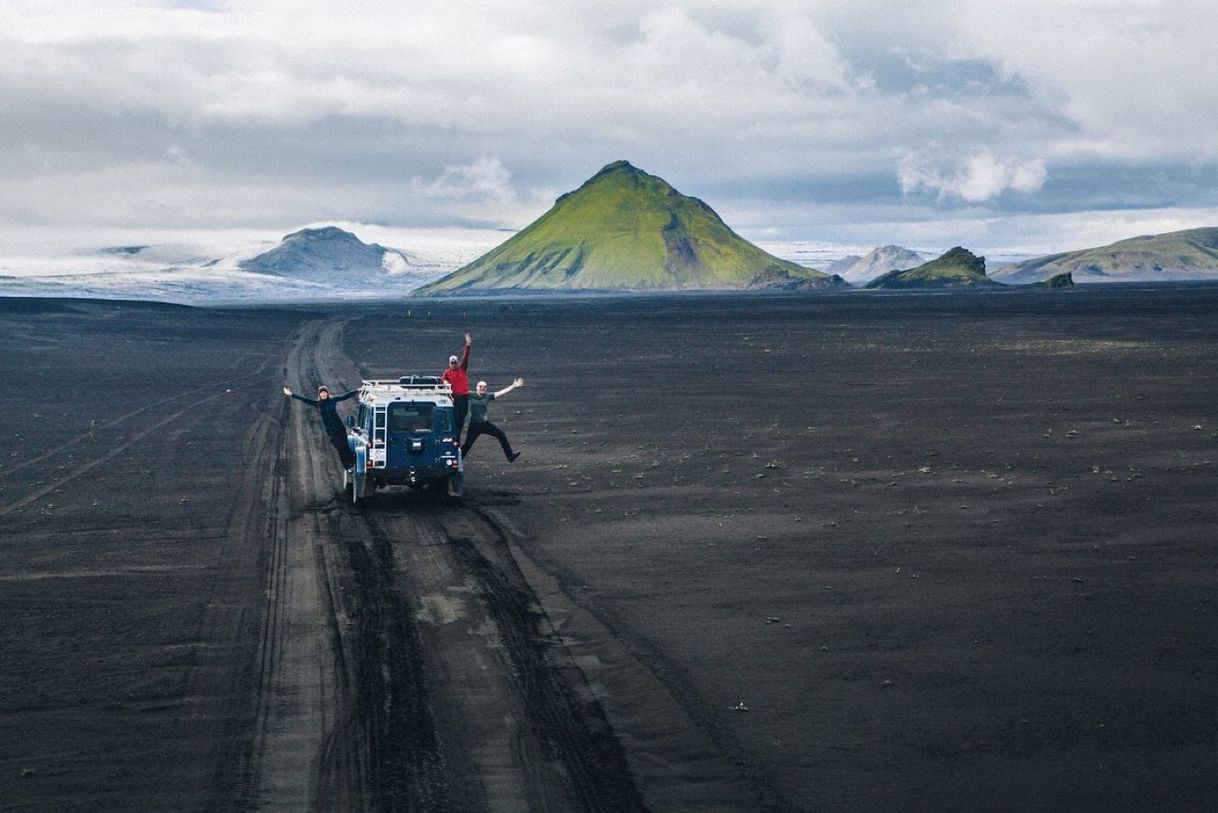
[365,506,645,811]
[0,361,273,518]
[242,319,367,811]
[0,352,262,479]
[244,317,649,811]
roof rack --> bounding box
[360,377,452,393]
[398,375,444,387]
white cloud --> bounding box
[899,151,1048,202]
[0,0,1215,254]
[417,156,519,209]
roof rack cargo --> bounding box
[356,377,451,393]
[398,375,443,387]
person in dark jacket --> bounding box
[461,378,523,462]
[441,333,472,442]
[283,384,359,468]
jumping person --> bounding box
[283,384,359,469]
[442,333,472,441]
[461,378,523,462]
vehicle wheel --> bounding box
[446,473,464,502]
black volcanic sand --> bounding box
[349,288,1218,810]
[0,299,312,809]
[2,288,1217,810]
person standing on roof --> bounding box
[442,333,473,441]
[462,378,523,462]
[283,384,359,469]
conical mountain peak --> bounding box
[416,163,833,295]
[594,159,641,176]
[556,160,675,205]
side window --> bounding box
[357,404,368,431]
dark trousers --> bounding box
[328,428,356,468]
[462,420,514,460]
[452,394,469,441]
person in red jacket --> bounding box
[442,333,472,441]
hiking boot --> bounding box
[508,451,521,462]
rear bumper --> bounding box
[373,467,459,486]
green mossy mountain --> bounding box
[746,266,848,291]
[991,227,1218,284]
[1039,271,1075,288]
[864,247,999,289]
[414,161,831,294]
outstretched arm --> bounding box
[494,377,524,398]
[332,388,359,402]
[459,334,471,370]
[284,387,318,406]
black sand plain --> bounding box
[1,287,1216,810]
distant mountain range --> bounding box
[414,161,836,295]
[990,227,1218,284]
[865,247,999,289]
[3,169,1218,303]
[825,245,933,285]
[237,226,418,281]
[0,227,448,303]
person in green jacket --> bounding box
[461,378,523,462]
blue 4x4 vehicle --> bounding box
[343,376,463,503]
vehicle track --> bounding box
[0,351,261,478]
[0,360,273,518]
[243,319,367,811]
[378,507,644,811]
[242,317,646,811]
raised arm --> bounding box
[285,387,318,406]
[459,334,471,370]
[494,377,524,398]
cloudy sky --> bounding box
[3,0,1217,258]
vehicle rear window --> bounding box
[388,403,434,433]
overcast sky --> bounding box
[3,0,1217,256]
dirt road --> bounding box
[0,301,754,811]
[242,318,655,810]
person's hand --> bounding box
[465,333,472,345]
[513,377,524,387]
[283,386,292,396]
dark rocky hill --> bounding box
[865,247,999,289]
[239,227,414,280]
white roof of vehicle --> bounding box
[359,378,453,406]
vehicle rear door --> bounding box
[386,401,435,468]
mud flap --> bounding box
[349,436,369,504]
[446,472,464,500]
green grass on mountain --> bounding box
[415,161,827,294]
[993,227,1218,284]
[1039,271,1075,288]
[864,247,998,289]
